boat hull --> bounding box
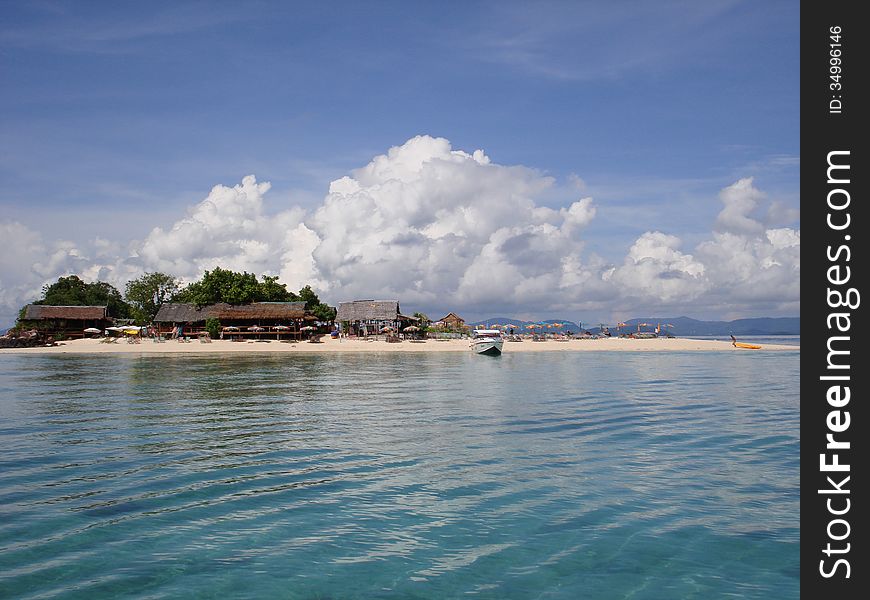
[734,342,762,349]
[474,342,503,356]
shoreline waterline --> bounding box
[1,336,799,355]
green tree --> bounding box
[204,318,221,339]
[298,285,320,309]
[298,285,336,322]
[34,275,131,318]
[260,275,298,302]
[201,268,260,305]
[311,303,337,322]
[167,268,335,321]
[173,267,259,306]
[173,267,301,306]
[125,272,179,323]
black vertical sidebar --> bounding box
[802,1,867,597]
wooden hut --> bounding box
[435,312,468,332]
[152,303,210,333]
[154,302,313,339]
[335,300,418,337]
[21,305,111,338]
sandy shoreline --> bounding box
[1,336,799,355]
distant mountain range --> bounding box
[468,316,800,336]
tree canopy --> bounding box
[173,267,298,306]
[18,269,336,326]
[171,268,335,320]
[298,285,337,322]
[33,275,131,318]
[125,272,179,323]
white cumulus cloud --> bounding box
[607,232,708,304]
[714,177,766,235]
[0,222,97,325]
[0,135,800,326]
[307,135,595,310]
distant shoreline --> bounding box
[1,336,800,355]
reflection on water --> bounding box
[0,351,799,598]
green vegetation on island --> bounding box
[15,268,336,329]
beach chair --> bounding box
[199,334,212,343]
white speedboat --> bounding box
[470,329,504,356]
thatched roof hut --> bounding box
[152,303,210,324]
[23,305,108,320]
[335,300,418,335]
[20,305,111,338]
[213,302,308,321]
[336,300,401,322]
[154,302,309,325]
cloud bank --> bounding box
[0,135,799,326]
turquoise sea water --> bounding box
[0,351,799,599]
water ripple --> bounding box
[0,351,799,598]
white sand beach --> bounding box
[2,336,798,355]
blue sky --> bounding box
[0,1,799,325]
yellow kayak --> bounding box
[734,342,762,349]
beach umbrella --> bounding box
[300,325,316,331]
[223,326,239,331]
[273,325,290,330]
[381,326,393,332]
[248,326,264,332]
[83,327,101,334]
[403,325,419,332]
